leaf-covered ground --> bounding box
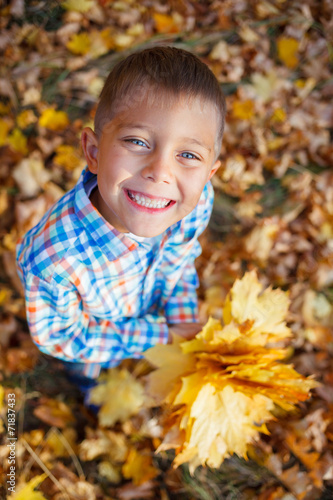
[0,0,333,498]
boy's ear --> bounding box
[208,159,221,181]
[81,127,99,173]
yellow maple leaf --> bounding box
[62,0,95,12]
[89,368,144,427]
[66,32,91,55]
[39,109,69,131]
[145,335,196,405]
[250,71,279,103]
[16,109,37,129]
[174,385,273,470]
[232,99,255,120]
[8,128,28,154]
[222,270,291,343]
[145,272,318,472]
[11,474,47,500]
[122,447,158,486]
[277,37,299,68]
[53,145,83,170]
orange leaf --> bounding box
[153,13,180,33]
[33,398,75,428]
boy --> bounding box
[16,46,226,392]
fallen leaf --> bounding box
[277,37,299,68]
[62,0,95,12]
[7,128,28,154]
[122,447,158,486]
[33,398,75,428]
[146,272,318,471]
[11,474,47,500]
[66,32,91,55]
[39,109,69,131]
[89,368,144,427]
[232,99,255,120]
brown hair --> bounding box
[94,46,226,151]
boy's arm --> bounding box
[161,181,215,336]
[24,274,170,365]
[164,259,203,341]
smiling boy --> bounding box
[16,47,226,389]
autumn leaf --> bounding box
[79,428,128,462]
[66,32,91,55]
[0,118,12,146]
[53,145,84,170]
[122,447,158,486]
[89,368,145,427]
[16,109,37,129]
[271,107,287,123]
[145,272,318,471]
[98,460,122,483]
[153,13,181,33]
[250,70,280,102]
[232,99,255,120]
[277,37,299,68]
[174,385,273,470]
[11,474,47,500]
[38,109,69,131]
[33,398,75,428]
[62,0,95,12]
[7,128,28,155]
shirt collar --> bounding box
[74,167,139,260]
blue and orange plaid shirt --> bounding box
[16,167,214,378]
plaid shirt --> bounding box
[16,167,214,378]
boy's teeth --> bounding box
[128,190,170,208]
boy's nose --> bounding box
[141,153,174,184]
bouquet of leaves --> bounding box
[145,271,318,472]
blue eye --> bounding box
[126,138,146,147]
[180,152,198,160]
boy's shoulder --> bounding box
[16,168,100,282]
[16,184,82,279]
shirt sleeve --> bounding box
[162,181,214,324]
[163,259,200,323]
[24,273,169,368]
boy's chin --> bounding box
[129,228,164,238]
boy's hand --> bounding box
[167,322,203,343]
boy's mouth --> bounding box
[126,189,174,209]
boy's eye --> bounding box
[125,138,147,147]
[180,152,199,160]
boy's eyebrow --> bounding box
[118,124,212,153]
[180,137,211,153]
[116,123,153,133]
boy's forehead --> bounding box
[101,86,220,133]
[114,85,210,114]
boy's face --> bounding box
[82,93,221,238]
